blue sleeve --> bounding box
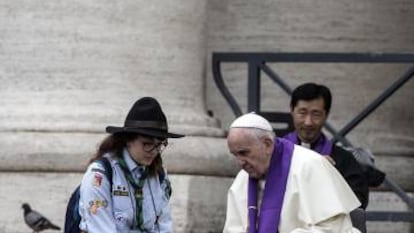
[79,161,118,233]
[156,173,173,233]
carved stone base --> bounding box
[0,172,233,233]
[367,191,414,233]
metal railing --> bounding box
[212,52,414,222]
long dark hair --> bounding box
[89,132,163,177]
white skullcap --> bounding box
[230,112,273,131]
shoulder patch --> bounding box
[90,162,106,174]
[92,172,103,187]
[88,199,108,215]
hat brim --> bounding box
[106,126,185,138]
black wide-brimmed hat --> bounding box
[106,97,185,138]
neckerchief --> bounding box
[118,157,148,231]
[248,138,294,233]
[283,131,332,155]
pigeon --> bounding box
[22,203,61,233]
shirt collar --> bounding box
[300,141,311,149]
[122,148,146,173]
[295,134,318,150]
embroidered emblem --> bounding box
[113,185,129,196]
[89,200,108,215]
[93,173,103,187]
[115,212,128,224]
[113,190,129,196]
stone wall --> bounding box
[1,0,413,232]
[0,1,233,232]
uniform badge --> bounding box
[113,185,129,196]
[93,173,103,187]
[89,199,108,215]
[113,190,129,196]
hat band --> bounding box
[124,120,167,130]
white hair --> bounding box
[246,128,276,142]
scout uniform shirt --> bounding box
[79,148,172,233]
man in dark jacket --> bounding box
[283,82,369,209]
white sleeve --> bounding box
[296,156,361,224]
[223,171,248,233]
[289,213,361,233]
[157,172,173,233]
[79,161,117,233]
[280,146,362,233]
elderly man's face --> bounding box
[227,128,273,179]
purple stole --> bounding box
[283,131,332,155]
[248,138,294,233]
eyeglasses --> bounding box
[141,140,168,153]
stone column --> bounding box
[0,1,236,232]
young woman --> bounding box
[78,97,184,233]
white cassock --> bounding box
[223,145,362,233]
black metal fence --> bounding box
[212,52,414,222]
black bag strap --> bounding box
[96,157,113,187]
